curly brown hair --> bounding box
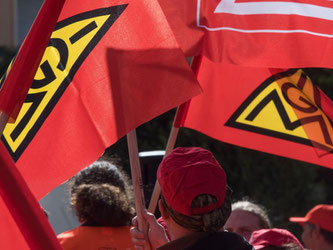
[70,161,135,227]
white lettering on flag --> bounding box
[214,0,333,21]
[197,0,333,37]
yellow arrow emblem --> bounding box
[2,5,127,160]
[226,69,333,153]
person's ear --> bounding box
[158,199,169,220]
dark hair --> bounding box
[261,243,303,250]
[232,199,271,229]
[70,160,135,227]
[162,186,232,232]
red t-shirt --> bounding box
[57,226,134,250]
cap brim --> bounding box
[289,217,308,225]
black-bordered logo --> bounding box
[2,5,127,161]
[225,69,333,154]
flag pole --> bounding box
[148,56,202,213]
[147,105,185,213]
[0,112,62,249]
[127,129,150,249]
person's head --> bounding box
[224,199,271,241]
[249,228,303,250]
[157,147,231,239]
[289,204,333,250]
[70,160,135,227]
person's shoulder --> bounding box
[186,231,254,250]
[57,227,82,249]
[57,226,93,244]
[57,228,77,240]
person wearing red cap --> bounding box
[289,204,333,250]
[249,228,304,250]
[131,147,254,249]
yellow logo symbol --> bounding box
[226,69,333,153]
[2,5,127,161]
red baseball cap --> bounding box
[157,147,226,216]
[250,228,304,250]
[289,204,333,232]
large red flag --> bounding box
[158,0,333,68]
[2,0,201,199]
[184,56,333,169]
[0,0,202,248]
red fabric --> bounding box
[157,147,226,216]
[2,0,201,199]
[250,228,303,250]
[289,204,333,232]
[0,0,65,121]
[0,198,28,249]
[184,56,333,169]
[158,0,333,68]
[0,143,61,249]
[57,226,134,250]
[0,0,65,249]
[0,0,201,249]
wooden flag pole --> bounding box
[148,56,203,214]
[147,110,181,213]
[0,113,62,249]
[127,129,150,249]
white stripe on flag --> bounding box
[214,0,333,21]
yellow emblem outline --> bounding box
[1,5,127,161]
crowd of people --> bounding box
[53,147,333,250]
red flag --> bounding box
[183,56,333,169]
[0,0,65,248]
[0,142,61,249]
[2,0,201,198]
[0,200,28,249]
[0,0,65,121]
[158,0,333,68]
[0,0,201,248]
